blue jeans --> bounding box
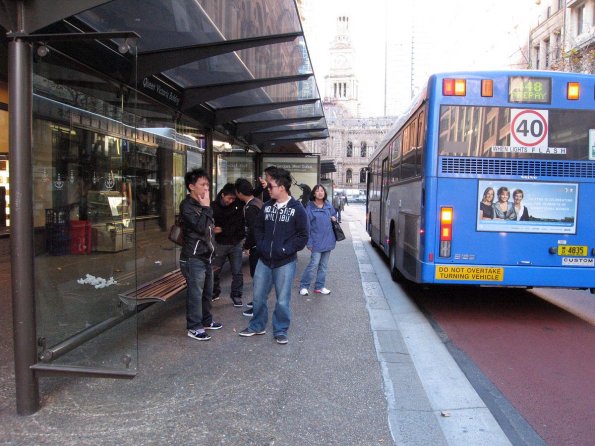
[249,260,297,336]
[335,208,342,222]
[299,250,331,290]
[179,257,213,330]
[212,242,244,298]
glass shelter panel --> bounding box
[31,48,147,373]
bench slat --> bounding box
[119,269,187,304]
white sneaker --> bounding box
[299,288,309,296]
[314,288,331,295]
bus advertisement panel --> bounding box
[476,180,578,234]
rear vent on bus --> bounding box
[440,157,595,178]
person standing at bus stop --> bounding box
[239,168,309,344]
[299,184,337,296]
[211,183,245,307]
[332,192,345,223]
[234,178,263,317]
[179,168,221,341]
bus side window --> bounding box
[390,135,402,184]
[416,111,425,175]
[402,118,417,180]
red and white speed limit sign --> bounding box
[510,109,548,148]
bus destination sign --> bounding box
[509,76,551,104]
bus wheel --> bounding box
[389,234,404,282]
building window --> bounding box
[360,141,367,157]
[346,168,352,184]
[558,0,563,11]
[346,140,353,157]
[359,168,366,183]
[577,4,585,35]
[534,44,540,69]
[544,38,550,67]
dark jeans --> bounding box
[179,257,213,330]
[212,241,244,298]
[335,207,342,222]
[248,247,259,278]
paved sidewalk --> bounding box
[0,213,394,445]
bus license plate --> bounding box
[557,245,588,256]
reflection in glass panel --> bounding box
[215,152,256,194]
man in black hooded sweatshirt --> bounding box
[211,183,245,307]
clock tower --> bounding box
[325,16,359,117]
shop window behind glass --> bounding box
[125,143,160,217]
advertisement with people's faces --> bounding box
[476,180,578,234]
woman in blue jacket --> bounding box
[299,184,337,295]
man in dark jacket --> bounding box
[179,168,221,341]
[211,183,245,307]
[235,178,264,317]
[239,168,309,344]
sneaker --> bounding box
[314,288,331,295]
[211,295,220,302]
[246,301,253,309]
[187,329,211,341]
[238,327,266,337]
[274,334,288,344]
[299,288,309,296]
[231,297,243,307]
[204,322,222,330]
[242,308,253,317]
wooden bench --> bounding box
[119,268,186,304]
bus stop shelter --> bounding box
[0,0,328,414]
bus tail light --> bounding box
[567,82,580,100]
[439,207,453,257]
[481,79,493,97]
[443,79,466,96]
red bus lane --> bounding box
[412,287,595,446]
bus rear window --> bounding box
[438,105,594,161]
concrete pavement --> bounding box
[1,205,512,445]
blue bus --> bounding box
[366,70,595,292]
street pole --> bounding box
[9,36,40,415]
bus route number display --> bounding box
[509,76,551,104]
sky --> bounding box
[302,0,537,116]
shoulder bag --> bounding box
[332,220,346,242]
[168,215,184,246]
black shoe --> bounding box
[231,297,242,307]
[212,295,220,302]
[242,308,253,317]
[187,329,211,341]
[274,334,288,344]
[246,301,253,309]
[204,322,223,330]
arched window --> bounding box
[346,169,352,184]
[360,168,366,183]
[360,141,367,157]
[346,141,353,157]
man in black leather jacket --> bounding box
[179,168,221,341]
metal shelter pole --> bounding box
[204,129,214,197]
[9,37,40,415]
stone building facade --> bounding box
[304,16,395,192]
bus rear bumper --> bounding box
[423,263,595,289]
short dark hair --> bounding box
[269,168,292,192]
[235,178,254,196]
[185,168,209,191]
[218,183,237,197]
[309,184,327,201]
[264,165,277,175]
